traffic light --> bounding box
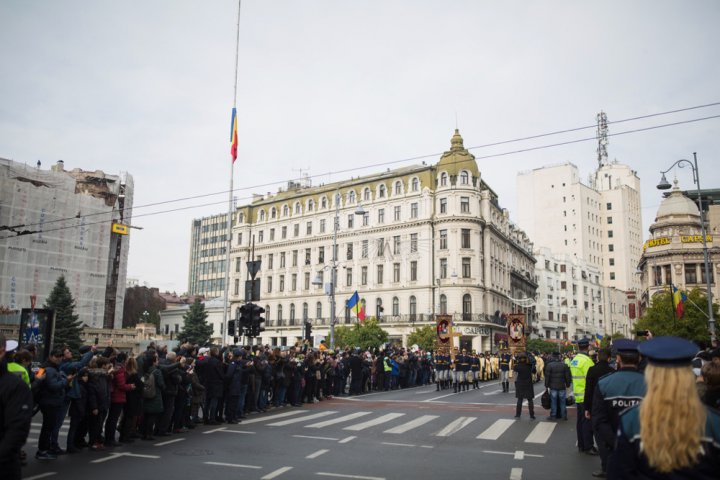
[239,303,253,336]
[251,304,265,337]
[228,319,236,336]
[304,321,312,341]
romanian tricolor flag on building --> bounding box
[230,107,238,163]
[347,291,366,322]
[672,285,687,318]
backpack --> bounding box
[142,371,156,399]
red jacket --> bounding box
[110,365,133,404]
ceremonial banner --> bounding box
[506,312,526,355]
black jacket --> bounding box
[0,361,33,463]
[544,358,572,390]
[513,361,535,399]
[584,360,614,413]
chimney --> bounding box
[51,160,65,172]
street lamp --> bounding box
[312,192,366,350]
[657,153,716,345]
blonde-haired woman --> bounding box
[608,336,720,479]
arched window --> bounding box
[283,205,289,217]
[460,171,469,185]
[308,199,314,211]
[271,207,277,219]
[348,191,356,204]
[440,294,447,314]
[392,296,399,316]
[364,188,371,201]
[295,202,301,214]
[462,294,472,321]
[409,296,417,321]
[303,302,308,320]
[440,173,448,186]
[259,210,266,221]
[412,178,419,192]
[376,298,383,318]
[265,304,271,321]
[238,213,244,223]
[316,301,323,319]
[290,303,296,321]
[379,184,386,198]
[277,304,283,322]
[321,197,327,209]
[395,181,402,195]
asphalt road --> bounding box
[21,381,599,480]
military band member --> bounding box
[490,353,499,380]
[499,349,512,392]
[470,351,480,389]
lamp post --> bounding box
[657,153,716,345]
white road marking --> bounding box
[293,435,339,441]
[316,473,386,480]
[524,421,556,444]
[344,413,405,431]
[268,411,338,426]
[202,427,227,434]
[219,430,256,435]
[154,438,185,446]
[384,415,439,434]
[338,435,357,443]
[204,461,262,469]
[381,442,415,447]
[25,474,57,480]
[420,445,434,449]
[241,410,304,424]
[510,467,523,480]
[307,411,372,428]
[477,419,515,440]
[89,452,160,463]
[90,453,124,464]
[435,416,476,437]
[483,450,544,458]
[483,390,503,395]
[262,466,294,479]
[306,449,329,459]
[514,450,525,460]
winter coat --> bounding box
[584,360,615,413]
[159,360,182,396]
[124,372,143,417]
[189,371,205,405]
[88,369,111,411]
[142,367,166,414]
[513,361,535,400]
[69,379,89,418]
[225,361,246,396]
[544,358,572,391]
[0,361,33,464]
[110,364,134,404]
[59,350,94,375]
[35,362,68,407]
[196,355,224,398]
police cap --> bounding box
[637,336,699,367]
[613,339,639,353]
[577,338,590,347]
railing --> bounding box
[266,313,507,327]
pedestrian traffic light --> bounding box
[251,304,265,337]
[304,321,312,341]
[228,319,236,336]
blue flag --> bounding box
[347,291,359,309]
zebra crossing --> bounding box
[27,420,70,447]
[225,410,560,445]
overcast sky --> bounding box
[2,0,719,293]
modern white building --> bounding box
[187,213,230,299]
[0,158,133,328]
[227,130,537,351]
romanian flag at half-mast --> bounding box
[230,107,238,163]
[673,285,687,318]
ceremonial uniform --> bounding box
[455,351,471,392]
[499,352,511,392]
[434,353,449,391]
[470,353,480,389]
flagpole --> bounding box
[222,0,242,348]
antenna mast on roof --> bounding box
[292,167,311,188]
[596,111,609,167]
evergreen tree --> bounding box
[178,299,214,345]
[44,275,83,352]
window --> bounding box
[281,226,287,239]
[439,294,447,314]
[283,205,289,217]
[308,199,314,211]
[293,223,299,237]
[364,188,371,201]
[306,221,312,235]
[410,261,417,281]
[392,297,399,316]
[321,197,327,209]
[347,214,354,228]
[378,208,385,224]
[393,235,401,255]
[266,276,273,293]
[291,274,297,291]
[233,278,239,296]
[460,171,469,185]
[258,231,264,243]
[607,216,613,224]
[440,173,448,186]
[305,248,311,265]
[259,210,265,221]
[362,212,369,226]
[318,247,325,263]
[235,258,241,273]
[412,178,419,191]
[439,229,447,249]
[606,202,612,210]
[268,253,274,269]
[393,263,400,282]
[279,275,285,292]
[348,191,356,203]
[409,296,417,320]
[346,268,352,287]
[609,258,615,266]
[377,238,385,256]
[608,244,614,252]
[361,266,368,285]
[379,185,386,198]
[701,265,715,284]
[295,203,301,214]
[440,198,447,214]
[347,243,353,260]
[460,197,470,213]
[280,252,286,268]
[362,240,368,258]
[410,202,418,218]
[316,302,322,319]
[394,205,401,221]
[462,257,471,278]
[440,258,448,278]
[303,303,308,320]
[269,228,275,241]
[462,294,472,320]
[290,303,295,321]
[395,181,402,195]
[319,219,325,233]
[410,233,418,252]
[610,272,616,280]
[292,250,298,267]
[461,229,470,248]
[377,265,384,284]
[608,230,613,238]
[685,264,698,284]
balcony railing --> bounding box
[264,313,507,327]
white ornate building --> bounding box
[227,130,537,351]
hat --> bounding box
[637,336,699,367]
[6,340,18,352]
[232,348,242,357]
[613,339,639,353]
[198,347,209,355]
[577,338,590,347]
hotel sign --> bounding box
[681,235,712,244]
[643,237,670,251]
[462,326,492,336]
[644,235,713,251]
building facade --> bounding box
[187,213,230,298]
[638,181,719,315]
[0,158,133,328]
[227,130,536,351]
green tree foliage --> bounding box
[332,318,388,350]
[634,288,715,343]
[177,299,214,346]
[122,286,166,328]
[407,325,437,351]
[526,338,561,354]
[44,275,83,352]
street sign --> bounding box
[245,279,260,302]
[111,223,129,235]
[246,260,261,279]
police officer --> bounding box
[608,337,720,479]
[590,340,645,478]
[499,349,512,392]
[570,337,596,455]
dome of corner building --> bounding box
[436,129,480,178]
[654,184,700,222]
